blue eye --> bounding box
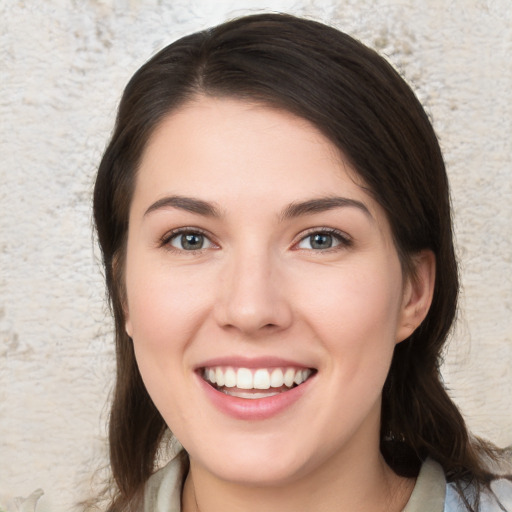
[297,230,350,250]
[168,231,214,251]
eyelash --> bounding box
[159,227,217,253]
[293,227,353,252]
[159,227,353,253]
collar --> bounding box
[145,455,447,512]
[402,458,446,512]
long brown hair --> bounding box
[93,13,505,511]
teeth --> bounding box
[270,368,284,388]
[224,367,236,388]
[294,369,311,385]
[237,368,253,389]
[284,368,295,387]
[254,369,270,389]
[222,389,281,399]
[215,367,224,386]
[202,366,313,391]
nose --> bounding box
[214,247,293,336]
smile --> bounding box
[201,366,314,399]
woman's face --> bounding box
[124,96,427,485]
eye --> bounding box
[296,229,351,250]
[164,230,215,251]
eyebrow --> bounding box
[280,196,372,221]
[144,195,223,218]
[144,194,372,221]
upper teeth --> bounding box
[203,367,312,390]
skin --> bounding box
[124,96,435,512]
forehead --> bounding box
[133,95,383,222]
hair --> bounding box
[93,12,507,512]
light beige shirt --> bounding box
[144,455,511,512]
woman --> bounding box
[93,13,511,512]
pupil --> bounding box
[311,233,332,249]
[182,233,203,250]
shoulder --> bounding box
[144,452,186,512]
[445,477,512,512]
[404,457,512,512]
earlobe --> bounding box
[125,317,133,338]
[396,250,436,343]
[121,292,132,338]
[111,251,133,338]
[124,302,133,338]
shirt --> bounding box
[144,454,512,512]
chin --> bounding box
[208,456,309,487]
[184,431,326,487]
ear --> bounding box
[111,250,133,338]
[125,313,133,338]
[123,293,133,338]
[396,250,436,343]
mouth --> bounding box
[200,366,316,399]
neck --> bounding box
[182,445,414,512]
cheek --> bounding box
[302,263,402,330]
[125,254,211,344]
[124,261,210,418]
[294,259,403,372]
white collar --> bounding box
[144,454,447,512]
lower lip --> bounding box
[197,373,314,420]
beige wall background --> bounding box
[1,1,511,510]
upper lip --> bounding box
[195,356,315,371]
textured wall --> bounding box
[1,1,511,511]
